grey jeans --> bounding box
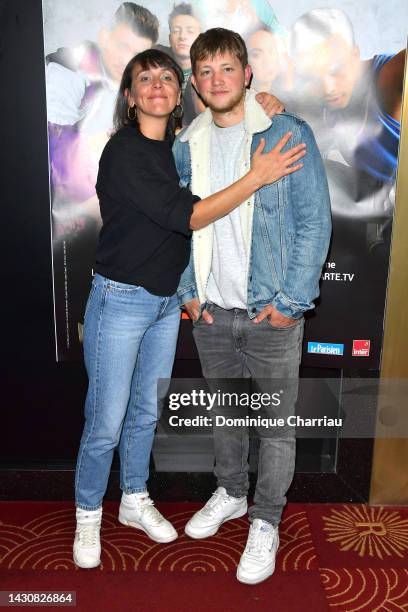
[193,303,304,525]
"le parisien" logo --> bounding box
[308,342,344,356]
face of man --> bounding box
[247,29,279,87]
[295,34,361,110]
[98,23,154,83]
[169,14,201,64]
[192,51,251,115]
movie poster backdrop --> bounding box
[43,0,407,367]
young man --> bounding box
[291,8,405,327]
[291,8,404,191]
[173,28,331,585]
[168,3,201,80]
[156,3,202,125]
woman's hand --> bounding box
[250,133,306,188]
[189,134,305,230]
[255,92,285,117]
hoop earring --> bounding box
[127,104,137,121]
[172,102,183,119]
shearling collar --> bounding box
[180,89,272,142]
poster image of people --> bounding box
[43,1,407,365]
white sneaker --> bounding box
[236,519,279,585]
[118,492,178,543]
[73,507,102,569]
[184,487,247,539]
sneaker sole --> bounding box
[72,552,101,569]
[236,563,275,585]
[184,503,248,539]
[118,514,178,543]
[236,535,279,585]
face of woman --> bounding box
[127,63,181,122]
[248,30,279,87]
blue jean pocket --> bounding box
[106,280,142,293]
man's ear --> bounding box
[191,74,197,91]
[244,64,252,87]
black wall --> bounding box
[1,0,89,465]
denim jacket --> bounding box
[173,90,332,319]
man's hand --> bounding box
[253,304,297,328]
[184,298,213,324]
[255,92,285,118]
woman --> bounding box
[73,49,305,569]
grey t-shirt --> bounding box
[206,120,248,309]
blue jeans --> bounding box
[75,273,180,510]
[193,303,304,525]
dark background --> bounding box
[0,0,375,503]
[1,0,88,465]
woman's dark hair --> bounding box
[113,49,184,140]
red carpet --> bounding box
[0,502,407,611]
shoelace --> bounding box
[78,523,99,547]
[244,526,275,560]
[200,490,230,517]
[138,497,164,525]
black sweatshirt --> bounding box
[94,127,199,296]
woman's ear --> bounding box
[125,88,134,107]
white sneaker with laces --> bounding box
[184,487,247,539]
[236,518,279,584]
[118,492,178,543]
[73,507,102,569]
